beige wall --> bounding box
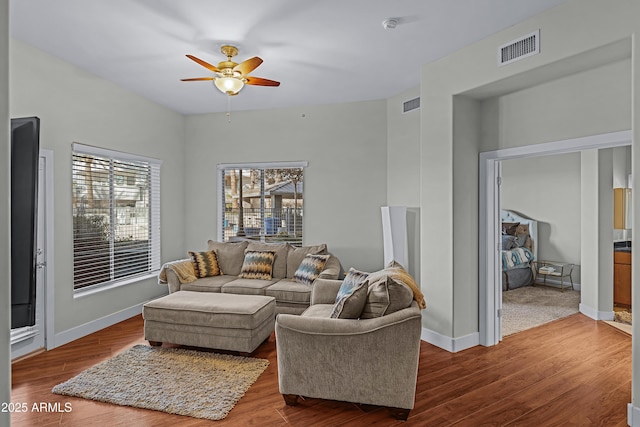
[184,101,388,273]
[501,153,582,284]
[9,39,186,334]
[420,0,640,416]
[1,0,10,424]
[421,0,637,339]
[386,86,420,206]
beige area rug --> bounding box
[502,285,580,336]
[52,344,269,421]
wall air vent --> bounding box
[498,30,539,66]
[403,97,420,113]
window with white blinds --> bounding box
[72,143,161,291]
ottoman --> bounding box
[143,291,276,354]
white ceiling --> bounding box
[10,0,568,115]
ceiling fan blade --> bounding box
[181,77,214,81]
[234,56,263,75]
[245,76,280,87]
[186,54,220,72]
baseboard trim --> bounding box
[628,403,640,426]
[52,302,146,349]
[579,303,614,321]
[421,328,479,353]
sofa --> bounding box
[275,273,423,420]
[159,240,341,315]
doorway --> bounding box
[479,130,632,346]
[11,149,54,359]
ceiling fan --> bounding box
[181,45,280,96]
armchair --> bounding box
[275,278,422,420]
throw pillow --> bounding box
[286,243,328,278]
[239,250,276,280]
[246,241,289,279]
[330,268,370,319]
[384,260,426,309]
[187,250,222,278]
[206,240,248,276]
[360,268,414,319]
[293,254,331,286]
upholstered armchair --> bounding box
[275,278,423,420]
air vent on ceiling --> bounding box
[403,97,420,113]
[498,30,539,66]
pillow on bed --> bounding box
[502,235,517,250]
[502,222,520,235]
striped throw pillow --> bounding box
[239,251,276,280]
[188,250,222,278]
[293,254,331,286]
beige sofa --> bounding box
[160,240,341,315]
[275,278,423,420]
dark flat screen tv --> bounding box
[11,116,40,329]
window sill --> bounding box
[73,272,159,299]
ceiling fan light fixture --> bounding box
[215,76,244,95]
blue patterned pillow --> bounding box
[239,251,276,280]
[293,254,331,286]
[330,268,370,319]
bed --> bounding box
[500,210,538,291]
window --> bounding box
[72,143,161,291]
[218,162,307,244]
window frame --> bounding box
[71,143,162,296]
[217,161,308,243]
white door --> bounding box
[11,155,47,359]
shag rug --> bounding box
[615,310,633,325]
[52,344,269,421]
[502,285,580,336]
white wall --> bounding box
[184,101,388,273]
[0,0,11,425]
[9,39,186,335]
[501,153,582,284]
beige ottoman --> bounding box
[143,291,275,354]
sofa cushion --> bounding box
[246,242,289,279]
[187,250,221,278]
[293,254,331,286]
[265,279,312,305]
[222,277,277,296]
[385,260,427,309]
[206,240,248,276]
[239,250,276,280]
[360,269,414,319]
[286,244,328,278]
[301,304,334,318]
[180,275,236,293]
[330,268,369,319]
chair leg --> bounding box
[388,407,410,421]
[282,394,299,406]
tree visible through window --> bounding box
[219,163,305,244]
[72,144,161,290]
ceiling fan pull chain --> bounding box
[226,96,232,123]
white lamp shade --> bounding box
[214,77,244,95]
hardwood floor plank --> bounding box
[11,313,631,426]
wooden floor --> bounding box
[11,313,631,426]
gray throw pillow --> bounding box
[330,268,369,319]
[360,269,414,319]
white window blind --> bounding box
[217,161,307,244]
[72,143,161,291]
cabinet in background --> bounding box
[614,251,631,307]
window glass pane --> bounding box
[222,166,303,244]
[72,149,159,290]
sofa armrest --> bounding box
[317,255,341,280]
[164,269,182,294]
[310,278,343,305]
